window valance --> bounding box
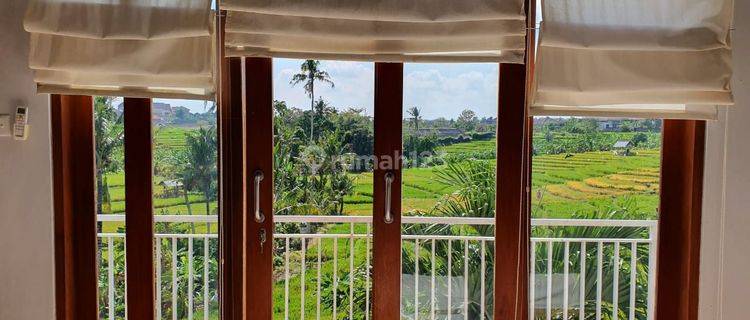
[221,0,527,63]
[24,0,216,100]
[530,0,734,120]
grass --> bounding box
[272,223,371,319]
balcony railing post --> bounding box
[95,214,659,320]
[647,223,659,320]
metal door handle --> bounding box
[384,172,394,224]
[254,170,265,223]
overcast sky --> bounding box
[156,58,499,120]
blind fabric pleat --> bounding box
[531,0,734,120]
[24,0,215,100]
[221,0,527,63]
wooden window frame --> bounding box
[50,7,703,318]
[219,10,246,319]
[51,94,98,320]
[123,97,156,319]
[51,96,160,319]
[656,120,705,320]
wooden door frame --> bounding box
[493,0,534,318]
[243,57,275,320]
[123,97,156,319]
[372,62,404,320]
[51,94,99,320]
[494,63,530,320]
[656,120,705,320]
[219,10,247,319]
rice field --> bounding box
[339,140,661,219]
[100,130,662,224]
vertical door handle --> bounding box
[384,171,395,224]
[254,170,265,223]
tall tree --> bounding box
[406,107,422,163]
[183,126,218,215]
[290,60,334,143]
[94,97,124,215]
[456,109,478,131]
[406,107,422,132]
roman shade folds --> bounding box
[531,0,734,120]
[221,0,527,63]
[25,0,216,100]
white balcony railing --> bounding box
[97,214,657,320]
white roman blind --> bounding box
[221,0,527,63]
[24,0,216,100]
[531,0,734,120]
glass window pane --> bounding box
[272,58,375,319]
[530,117,662,320]
[402,63,499,320]
[152,99,219,319]
[95,96,127,319]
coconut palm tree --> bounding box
[407,106,422,132]
[290,60,334,143]
[406,107,423,161]
[183,126,218,215]
[94,97,124,215]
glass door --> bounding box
[400,63,500,320]
[271,58,376,320]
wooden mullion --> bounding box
[656,120,705,320]
[123,97,155,320]
[494,63,529,320]
[372,62,403,320]
[51,94,98,320]
[219,9,246,319]
[244,57,274,319]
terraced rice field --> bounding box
[340,140,661,218]
[154,126,193,149]
[100,133,661,221]
[531,149,661,218]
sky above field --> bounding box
[154,59,500,120]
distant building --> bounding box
[158,179,183,197]
[480,117,497,125]
[117,101,173,125]
[598,120,620,132]
[416,128,463,137]
[613,140,633,156]
[152,102,173,125]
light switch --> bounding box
[0,114,11,137]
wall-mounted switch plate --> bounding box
[0,114,11,137]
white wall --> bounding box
[0,0,56,319]
[699,1,750,319]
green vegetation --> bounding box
[94,60,663,320]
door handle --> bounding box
[254,170,265,223]
[384,171,394,224]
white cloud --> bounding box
[404,67,498,119]
[274,59,498,119]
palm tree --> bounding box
[183,126,218,216]
[406,107,422,162]
[290,60,334,143]
[407,106,422,132]
[94,97,124,215]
